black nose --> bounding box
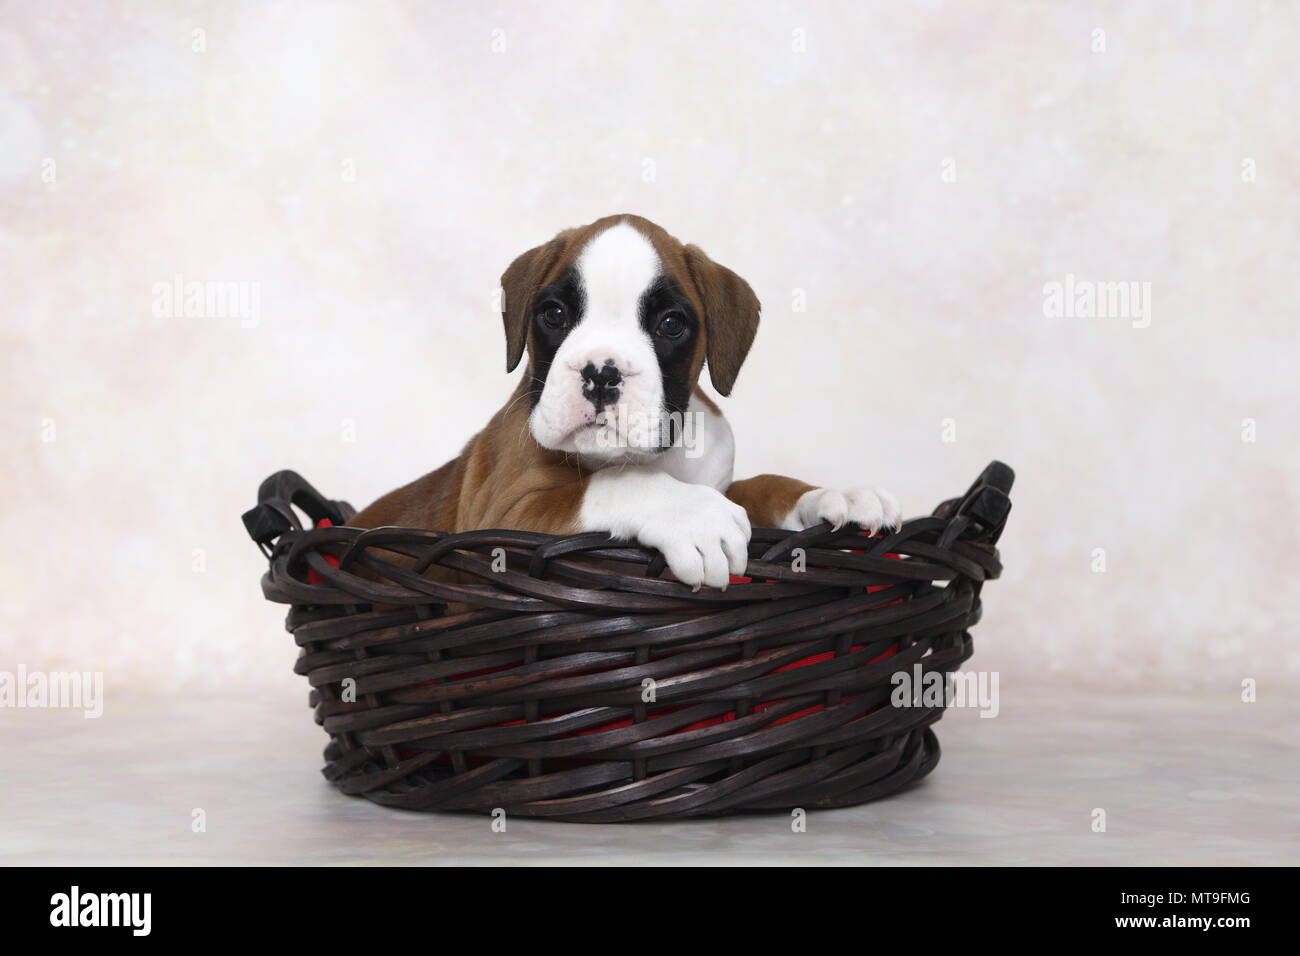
[580,360,622,410]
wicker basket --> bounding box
[243,461,1013,822]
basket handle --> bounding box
[242,470,353,555]
[935,460,1014,544]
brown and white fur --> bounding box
[350,214,900,590]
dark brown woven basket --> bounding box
[243,461,1012,822]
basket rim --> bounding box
[246,461,1012,610]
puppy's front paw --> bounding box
[637,486,751,590]
[792,486,901,534]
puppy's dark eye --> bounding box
[535,302,569,331]
[655,312,687,339]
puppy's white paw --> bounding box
[637,485,752,590]
[791,486,902,534]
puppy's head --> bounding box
[500,214,760,460]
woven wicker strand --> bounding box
[244,461,1013,822]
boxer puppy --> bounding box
[350,214,900,589]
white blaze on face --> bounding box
[529,223,667,459]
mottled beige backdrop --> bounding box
[3,0,1296,698]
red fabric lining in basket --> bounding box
[310,520,902,765]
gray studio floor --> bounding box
[4,686,1295,865]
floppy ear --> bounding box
[499,234,569,373]
[684,244,761,396]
